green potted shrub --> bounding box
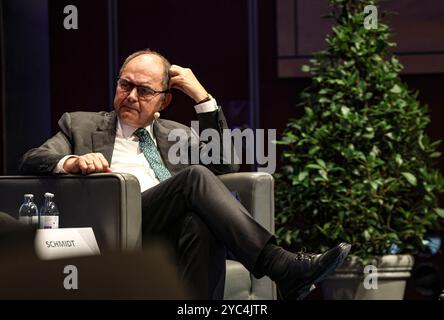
[274,0,444,299]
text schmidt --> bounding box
[46,240,76,248]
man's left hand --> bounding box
[169,65,209,103]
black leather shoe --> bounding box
[277,242,351,300]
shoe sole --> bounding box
[281,243,351,300]
[296,284,316,300]
[278,283,316,300]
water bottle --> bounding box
[39,192,59,229]
[18,194,39,225]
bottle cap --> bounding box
[24,194,34,198]
[44,192,54,198]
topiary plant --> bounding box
[274,0,444,263]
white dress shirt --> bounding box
[55,99,218,192]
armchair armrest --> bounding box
[218,172,275,234]
[218,172,276,300]
[0,173,142,252]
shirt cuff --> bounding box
[53,155,78,174]
[194,98,218,113]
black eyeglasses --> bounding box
[117,78,169,100]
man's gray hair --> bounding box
[118,49,171,90]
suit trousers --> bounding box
[140,165,273,298]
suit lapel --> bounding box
[153,120,182,174]
[91,112,117,164]
[153,120,172,171]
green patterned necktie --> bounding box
[134,128,171,181]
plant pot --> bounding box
[321,254,414,300]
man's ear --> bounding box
[160,92,172,111]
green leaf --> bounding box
[370,146,380,157]
[363,230,371,241]
[306,164,323,170]
[309,146,321,155]
[435,208,444,218]
[401,172,417,186]
[362,132,374,139]
[341,106,350,117]
[301,65,310,73]
[305,107,314,117]
[418,133,425,151]
[298,171,309,181]
[316,159,326,168]
[390,84,402,94]
[319,170,329,181]
[430,152,441,158]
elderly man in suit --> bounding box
[19,49,351,300]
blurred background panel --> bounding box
[276,0,444,76]
[1,0,51,174]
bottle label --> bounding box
[40,216,59,229]
[31,215,39,225]
[19,216,31,225]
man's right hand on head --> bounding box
[63,153,112,174]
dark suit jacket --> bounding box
[19,108,239,176]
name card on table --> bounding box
[35,228,100,260]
